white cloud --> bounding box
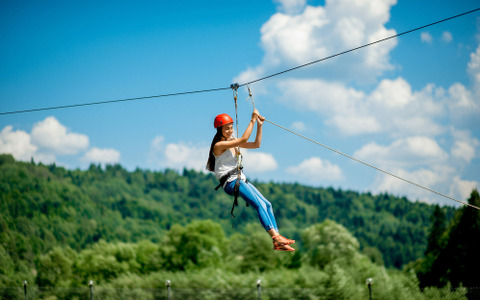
[381,82,447,134]
[277,78,365,115]
[450,176,478,203]
[450,129,479,164]
[365,79,446,137]
[447,83,475,109]
[260,6,329,65]
[373,167,446,203]
[1,117,89,164]
[442,31,453,43]
[356,130,478,206]
[164,143,209,171]
[277,77,445,137]
[149,135,209,172]
[82,147,120,165]
[241,149,278,172]
[421,32,433,43]
[445,83,480,129]
[1,117,120,167]
[237,0,398,84]
[354,136,449,169]
[31,116,89,155]
[277,78,380,135]
[451,141,475,163]
[369,76,413,108]
[0,126,38,161]
[467,44,480,96]
[372,166,478,206]
[287,156,343,181]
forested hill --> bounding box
[0,153,456,271]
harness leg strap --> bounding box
[231,178,241,218]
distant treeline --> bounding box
[1,153,478,299]
[0,154,452,267]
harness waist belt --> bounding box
[214,167,248,220]
[215,168,241,190]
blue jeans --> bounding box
[224,179,278,232]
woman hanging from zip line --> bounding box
[206,109,295,252]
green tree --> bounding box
[36,246,77,287]
[135,240,162,273]
[74,241,140,284]
[441,189,480,298]
[0,245,15,285]
[425,205,447,255]
[416,189,480,299]
[160,220,228,271]
[302,220,359,268]
[230,224,285,273]
[416,205,448,289]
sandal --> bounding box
[272,234,295,246]
[273,244,295,252]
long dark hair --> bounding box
[206,127,223,172]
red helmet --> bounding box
[214,113,233,128]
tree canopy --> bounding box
[414,189,480,299]
[1,153,473,299]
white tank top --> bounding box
[214,149,246,185]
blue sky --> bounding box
[1,0,479,207]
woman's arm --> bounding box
[214,110,259,153]
[242,114,264,149]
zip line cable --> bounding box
[1,7,479,116]
[0,87,230,116]
[263,118,480,211]
[237,79,480,210]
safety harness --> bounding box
[214,166,249,218]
